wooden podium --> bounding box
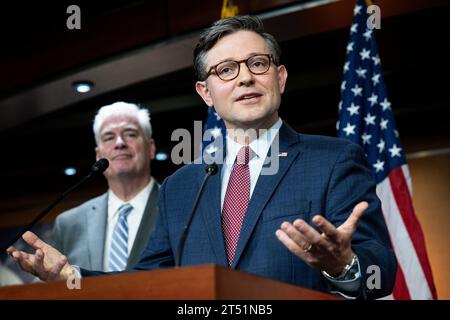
[0,264,339,300]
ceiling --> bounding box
[0,0,449,219]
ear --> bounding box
[95,147,100,161]
[277,65,288,94]
[195,81,214,107]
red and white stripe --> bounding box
[376,164,437,299]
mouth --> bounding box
[112,154,132,160]
[235,92,263,103]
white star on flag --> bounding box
[380,118,389,130]
[351,84,363,96]
[360,48,371,60]
[346,42,354,53]
[210,126,222,138]
[376,139,385,153]
[347,103,360,115]
[380,98,391,111]
[372,73,380,85]
[355,66,367,78]
[372,55,381,65]
[363,29,372,41]
[373,159,384,172]
[367,93,378,106]
[394,129,399,138]
[389,144,402,158]
[353,4,362,15]
[342,123,356,136]
[364,113,376,125]
[343,61,350,72]
[361,132,372,144]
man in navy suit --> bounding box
[8,15,396,299]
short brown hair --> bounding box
[193,15,281,80]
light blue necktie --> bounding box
[108,203,133,272]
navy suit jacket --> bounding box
[83,123,396,299]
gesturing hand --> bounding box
[276,201,367,276]
[7,231,72,281]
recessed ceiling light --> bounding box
[155,152,168,161]
[64,167,77,176]
[73,81,94,93]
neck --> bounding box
[226,116,279,145]
[108,174,151,202]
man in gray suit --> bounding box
[52,101,159,272]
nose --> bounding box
[114,135,126,149]
[237,62,255,86]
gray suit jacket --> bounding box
[52,183,159,271]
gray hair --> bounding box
[193,15,281,81]
[93,101,152,145]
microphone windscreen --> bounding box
[91,158,109,173]
[206,163,218,176]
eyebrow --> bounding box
[100,126,140,137]
[210,52,268,67]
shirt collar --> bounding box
[108,178,154,219]
[225,118,283,163]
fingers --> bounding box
[277,219,326,256]
[341,201,368,234]
[311,215,340,242]
[6,245,16,255]
[34,249,44,268]
[291,219,323,247]
[10,250,35,274]
[275,228,307,257]
[22,231,47,250]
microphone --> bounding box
[175,163,218,266]
[1,158,109,254]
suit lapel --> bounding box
[231,123,302,267]
[199,161,228,266]
[128,182,159,268]
[86,193,108,270]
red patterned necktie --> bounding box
[222,146,252,266]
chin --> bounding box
[235,114,275,128]
[112,165,135,174]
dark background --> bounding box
[0,0,449,226]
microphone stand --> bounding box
[1,159,109,254]
[175,163,218,267]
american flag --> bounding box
[201,0,236,157]
[202,107,226,156]
[337,0,437,299]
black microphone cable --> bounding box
[175,163,218,266]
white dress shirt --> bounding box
[220,118,283,210]
[219,118,360,297]
[103,178,155,271]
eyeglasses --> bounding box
[205,54,274,81]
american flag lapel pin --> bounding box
[278,152,288,157]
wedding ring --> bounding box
[304,243,313,253]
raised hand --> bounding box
[276,201,367,276]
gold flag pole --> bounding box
[221,0,239,19]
